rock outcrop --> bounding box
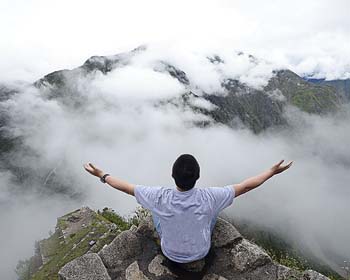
[58,253,111,280]
[58,209,330,280]
[28,207,124,279]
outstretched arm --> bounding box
[233,160,293,198]
[83,163,135,196]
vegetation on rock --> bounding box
[16,207,132,280]
[16,207,339,280]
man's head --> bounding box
[172,154,200,191]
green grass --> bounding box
[262,242,342,280]
[235,220,343,280]
[31,221,106,279]
[99,207,131,231]
[291,87,339,113]
[19,208,132,280]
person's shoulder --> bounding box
[195,186,213,197]
[149,186,175,195]
[135,185,168,189]
[158,186,173,192]
[156,186,176,200]
[197,186,222,192]
[197,185,234,197]
[134,185,168,195]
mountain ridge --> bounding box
[0,46,348,197]
[31,46,343,133]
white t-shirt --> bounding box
[134,185,235,263]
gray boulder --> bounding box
[202,273,228,280]
[230,239,272,272]
[303,270,331,280]
[211,217,242,248]
[98,229,143,269]
[276,264,302,279]
[148,254,175,277]
[58,253,111,280]
[125,261,149,280]
[57,208,331,280]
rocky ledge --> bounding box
[57,209,329,280]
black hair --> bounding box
[172,154,200,191]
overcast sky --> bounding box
[1,0,350,83]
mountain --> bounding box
[1,46,347,136]
[0,46,348,197]
[306,78,350,101]
[31,46,344,133]
[2,48,347,279]
[16,207,331,280]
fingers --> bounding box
[284,161,293,169]
[89,163,96,169]
[272,159,293,174]
[282,161,293,168]
[276,159,294,169]
[274,159,284,167]
[280,160,293,172]
[83,163,95,172]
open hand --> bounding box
[83,163,104,178]
[270,160,293,175]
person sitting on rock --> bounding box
[84,154,292,264]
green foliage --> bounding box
[99,208,130,231]
[267,248,308,271]
[291,87,338,113]
[15,259,31,280]
[265,245,343,280]
[27,208,129,280]
[99,206,150,230]
[56,218,67,230]
[127,206,150,227]
[234,220,343,280]
[15,241,43,280]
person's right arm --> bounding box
[83,163,135,195]
[233,160,293,197]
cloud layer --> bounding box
[1,48,350,278]
[1,0,350,276]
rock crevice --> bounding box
[58,213,330,280]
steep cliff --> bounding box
[19,207,332,280]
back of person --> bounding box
[134,184,234,263]
[85,153,292,264]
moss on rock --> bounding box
[20,207,131,280]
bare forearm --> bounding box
[240,169,274,191]
[105,176,135,196]
[234,169,274,197]
[233,160,293,198]
[83,163,135,196]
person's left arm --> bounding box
[83,163,135,195]
[233,160,293,198]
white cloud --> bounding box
[2,79,350,278]
[91,65,185,100]
[1,0,350,82]
[1,0,350,278]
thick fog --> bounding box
[1,47,350,279]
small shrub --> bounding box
[100,208,130,231]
